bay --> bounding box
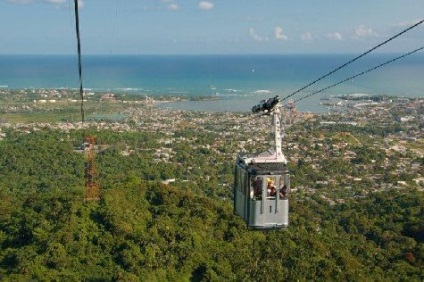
[0,54,423,112]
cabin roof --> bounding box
[247,162,288,175]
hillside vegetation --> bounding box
[0,129,423,280]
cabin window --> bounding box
[266,177,277,199]
[279,174,289,199]
[251,176,263,200]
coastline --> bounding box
[1,54,423,109]
[1,87,422,115]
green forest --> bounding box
[0,129,423,281]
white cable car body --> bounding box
[234,96,290,229]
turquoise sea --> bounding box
[0,54,423,112]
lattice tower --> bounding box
[84,136,100,201]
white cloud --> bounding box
[354,25,375,38]
[249,28,261,41]
[327,32,343,41]
[249,28,269,42]
[198,1,214,10]
[275,26,288,41]
[167,3,179,11]
[301,32,314,42]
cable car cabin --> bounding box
[234,155,289,229]
[233,95,290,229]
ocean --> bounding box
[0,54,423,112]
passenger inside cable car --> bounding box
[250,176,289,200]
[267,178,277,198]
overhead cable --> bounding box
[294,46,424,103]
[74,0,85,136]
[282,19,424,102]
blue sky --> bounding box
[0,0,423,55]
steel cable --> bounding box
[282,19,424,102]
[294,46,424,103]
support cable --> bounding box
[74,0,85,140]
[294,46,424,103]
[282,19,424,102]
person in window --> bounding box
[267,178,277,197]
[279,185,288,199]
[253,177,262,199]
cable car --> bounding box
[234,96,290,229]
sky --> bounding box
[0,0,423,55]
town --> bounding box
[0,88,423,204]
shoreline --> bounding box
[1,87,422,114]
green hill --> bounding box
[0,130,423,280]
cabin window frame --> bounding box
[250,176,264,200]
